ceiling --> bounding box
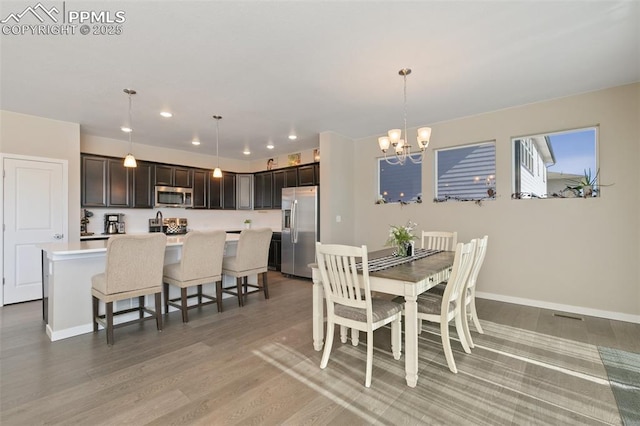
[1,1,638,161]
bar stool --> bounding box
[91,233,167,345]
[221,228,272,308]
[163,230,226,322]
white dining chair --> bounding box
[460,235,488,348]
[414,240,476,373]
[421,231,458,251]
[316,242,403,388]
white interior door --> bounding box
[3,157,66,304]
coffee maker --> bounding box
[104,213,126,235]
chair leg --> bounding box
[236,277,244,307]
[340,325,348,343]
[197,284,203,305]
[441,321,456,373]
[320,320,335,369]
[351,328,359,346]
[470,298,484,334]
[106,302,114,346]
[391,316,402,360]
[243,276,249,300]
[92,296,99,333]
[138,296,145,319]
[455,312,471,354]
[365,330,373,388]
[461,304,475,349]
[181,288,189,323]
[262,272,269,299]
[155,292,163,331]
[163,282,169,315]
[216,280,223,312]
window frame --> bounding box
[376,153,423,204]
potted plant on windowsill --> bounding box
[565,168,612,198]
[244,219,252,229]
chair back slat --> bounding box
[467,235,488,292]
[441,240,476,310]
[422,231,458,251]
[316,243,370,312]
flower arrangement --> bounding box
[386,220,417,257]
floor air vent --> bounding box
[553,313,584,321]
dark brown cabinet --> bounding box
[192,169,209,209]
[107,159,130,207]
[131,161,153,208]
[209,172,236,209]
[81,155,108,207]
[272,168,298,209]
[154,164,193,187]
[268,232,281,271]
[253,171,273,209]
[297,164,317,186]
[81,155,132,207]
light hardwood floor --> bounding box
[1,272,638,425]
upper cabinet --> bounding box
[237,174,254,210]
[154,164,193,187]
[81,152,319,210]
[209,171,236,210]
[253,171,273,209]
[81,155,131,207]
[272,168,298,209]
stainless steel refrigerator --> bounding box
[281,186,318,278]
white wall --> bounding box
[322,84,640,321]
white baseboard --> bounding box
[47,323,94,341]
[476,291,640,325]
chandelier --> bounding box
[378,69,431,165]
[122,88,137,168]
[212,115,223,178]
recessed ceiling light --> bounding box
[121,126,132,133]
[160,111,173,118]
[243,149,251,155]
[288,135,297,140]
[267,143,274,149]
[192,140,200,146]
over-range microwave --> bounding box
[154,186,193,208]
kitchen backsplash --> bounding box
[83,208,282,236]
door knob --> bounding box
[53,234,64,240]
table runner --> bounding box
[356,248,442,272]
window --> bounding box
[377,154,422,203]
[435,142,496,202]
[512,127,597,198]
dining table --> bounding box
[310,247,455,388]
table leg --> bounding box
[312,273,324,351]
[404,295,418,387]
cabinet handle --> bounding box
[53,234,64,240]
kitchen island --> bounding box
[40,233,240,342]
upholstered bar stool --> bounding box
[163,230,226,322]
[221,228,272,308]
[91,233,167,345]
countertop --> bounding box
[41,233,240,256]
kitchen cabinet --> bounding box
[107,159,130,207]
[236,174,253,210]
[268,232,281,271]
[154,164,193,187]
[192,169,209,209]
[272,168,298,209]
[209,171,236,209]
[131,161,153,208]
[81,155,133,208]
[253,171,273,209]
[297,164,317,186]
[81,155,107,207]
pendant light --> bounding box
[123,88,137,168]
[212,115,223,178]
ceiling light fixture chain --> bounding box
[378,68,431,166]
[123,88,137,168]
[212,115,223,178]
